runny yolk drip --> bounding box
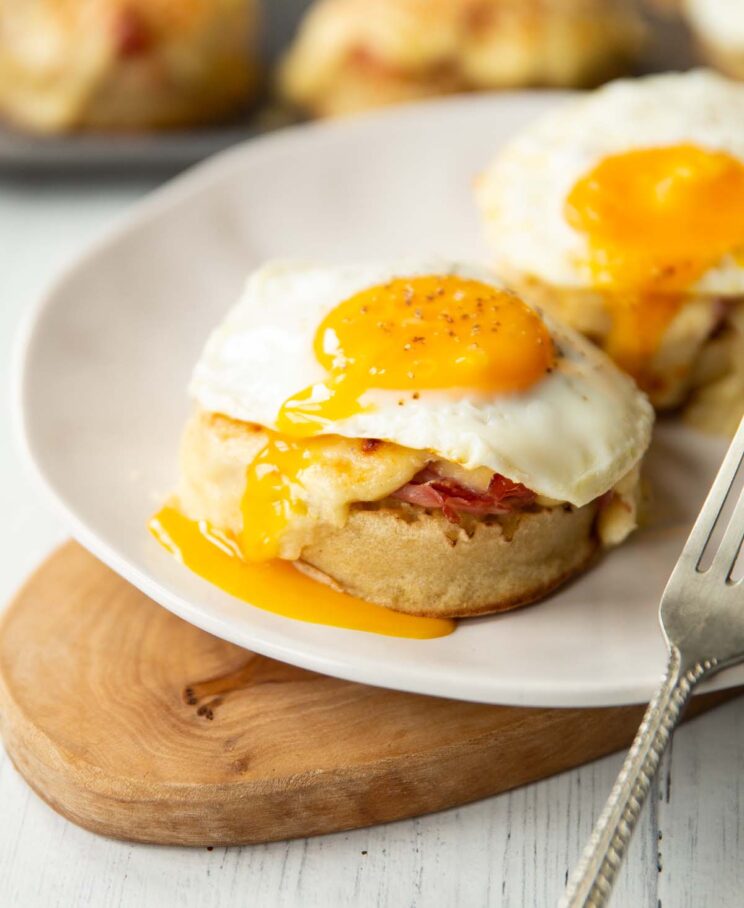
[565,144,744,385]
[149,505,454,639]
[240,433,315,562]
[276,275,555,435]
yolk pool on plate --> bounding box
[277,274,554,434]
[149,505,454,639]
[565,143,744,384]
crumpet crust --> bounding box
[299,501,599,617]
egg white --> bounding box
[684,0,744,52]
[477,69,744,296]
[190,260,653,507]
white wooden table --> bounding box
[1,176,742,908]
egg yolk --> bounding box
[277,275,554,435]
[565,144,744,384]
[149,505,453,638]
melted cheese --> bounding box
[178,411,428,561]
[239,431,428,561]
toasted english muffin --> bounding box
[177,409,637,617]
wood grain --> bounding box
[0,542,738,848]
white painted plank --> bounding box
[0,737,664,908]
[658,698,744,908]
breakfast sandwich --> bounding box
[158,261,653,619]
[682,0,744,81]
[279,0,644,118]
[0,0,259,133]
[477,70,744,437]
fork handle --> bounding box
[560,649,715,908]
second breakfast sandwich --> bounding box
[279,0,643,118]
[171,261,652,617]
[477,70,744,436]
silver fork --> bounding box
[561,417,744,908]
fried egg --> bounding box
[478,70,744,296]
[190,259,653,521]
[684,0,744,55]
[477,69,744,398]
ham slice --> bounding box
[391,466,536,524]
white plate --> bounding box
[15,92,739,707]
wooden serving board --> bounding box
[0,542,737,847]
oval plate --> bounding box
[14,92,739,706]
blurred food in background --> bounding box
[0,0,260,133]
[2,0,740,164]
[279,0,645,118]
[681,0,744,80]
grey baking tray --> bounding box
[0,0,312,174]
[0,2,694,175]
